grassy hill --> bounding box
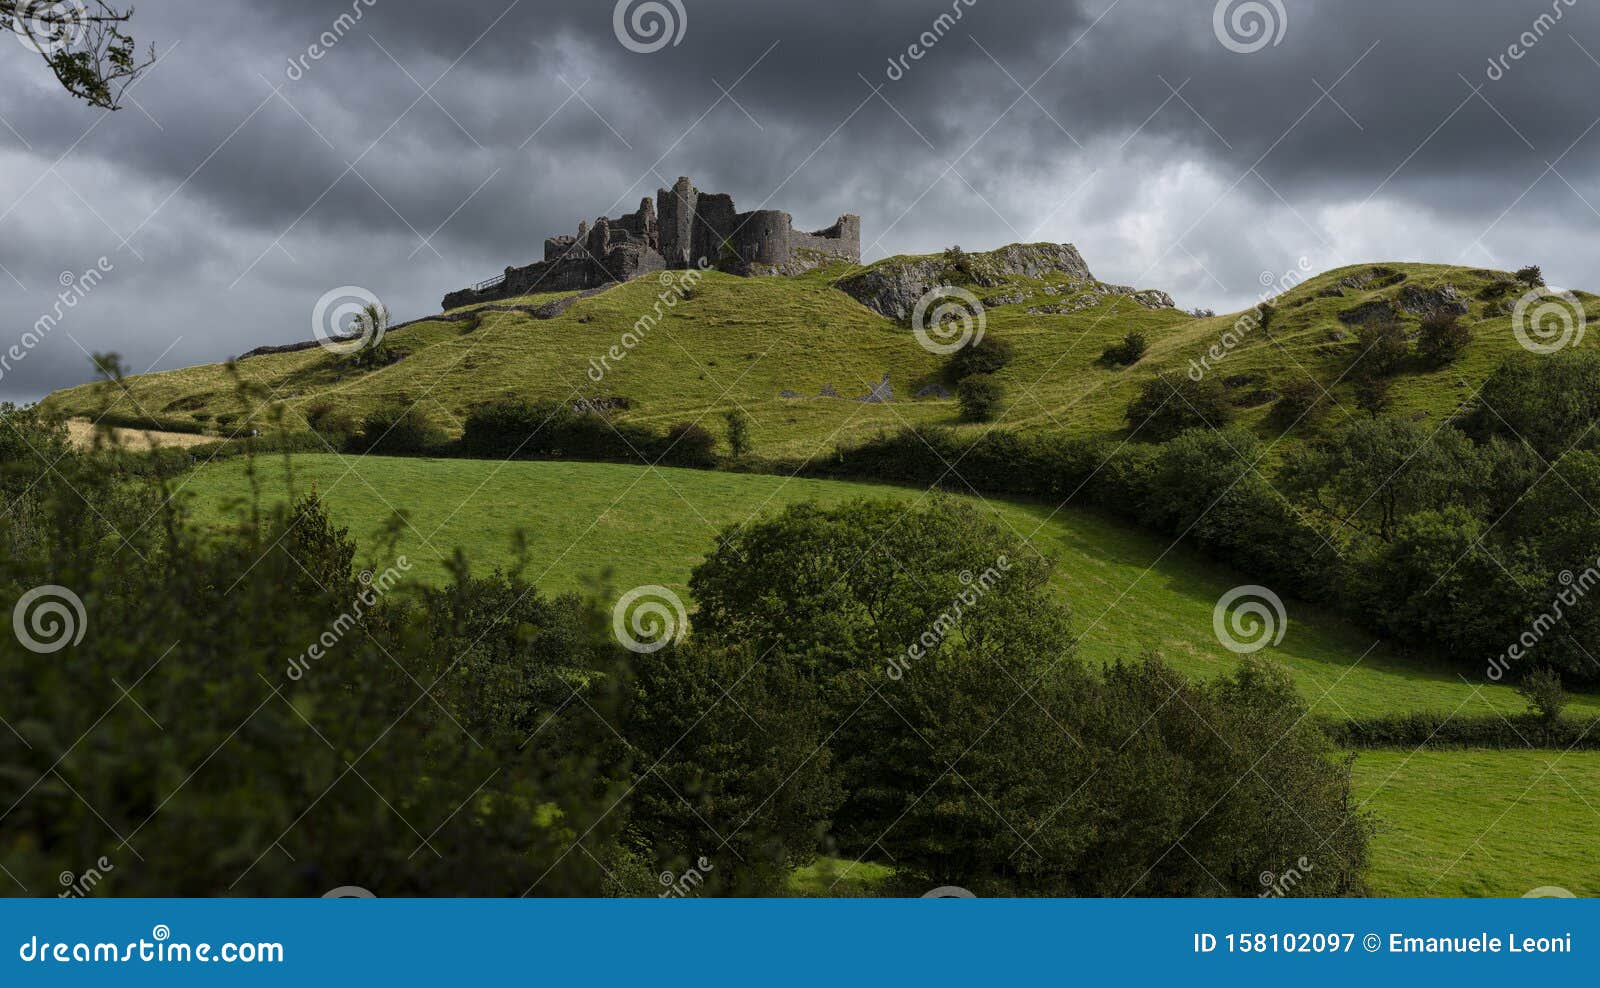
[178,453,1597,721]
[46,247,1589,462]
[177,453,1600,899]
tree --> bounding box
[1256,301,1278,337]
[1515,265,1546,288]
[956,373,1004,422]
[946,335,1014,380]
[723,409,752,460]
[1125,373,1233,441]
[1352,320,1410,379]
[626,641,842,895]
[1283,417,1490,541]
[3,1,154,110]
[1269,377,1324,429]
[1098,332,1148,367]
[1467,350,1600,460]
[1417,311,1471,367]
[1518,667,1570,724]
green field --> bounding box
[172,452,1600,897]
[1354,750,1600,897]
[796,752,1600,898]
[179,453,1596,721]
[45,251,1596,464]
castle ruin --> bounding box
[443,176,861,310]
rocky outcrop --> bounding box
[1337,299,1399,325]
[1027,284,1175,316]
[834,243,1095,320]
[1398,284,1470,318]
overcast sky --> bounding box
[1,0,1597,402]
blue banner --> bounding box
[0,898,1589,985]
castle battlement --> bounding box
[442,177,861,310]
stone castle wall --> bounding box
[442,177,860,309]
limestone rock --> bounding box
[834,243,1094,321]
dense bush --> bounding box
[0,462,643,895]
[690,500,1369,895]
[1465,350,1600,460]
[956,373,1005,422]
[724,409,752,460]
[1351,320,1410,379]
[353,404,447,455]
[946,336,1015,380]
[1125,373,1233,442]
[1417,312,1471,367]
[460,398,720,468]
[627,641,842,894]
[1099,332,1148,367]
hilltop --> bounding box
[40,243,1594,460]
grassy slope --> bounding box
[178,453,1597,720]
[1354,750,1600,897]
[42,254,1598,464]
[799,751,1600,898]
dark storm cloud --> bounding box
[2,0,1598,402]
